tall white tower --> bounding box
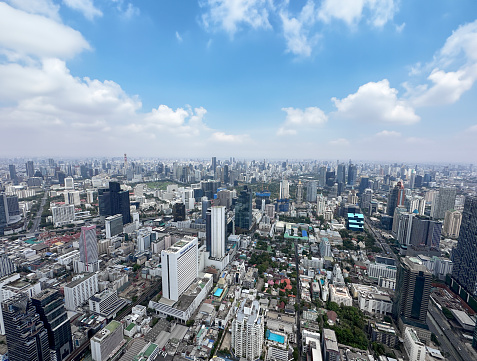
[279,180,289,199]
[211,206,226,259]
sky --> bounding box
[1,0,477,163]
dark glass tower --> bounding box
[393,257,431,327]
[451,196,477,297]
[387,181,406,216]
[32,290,73,361]
[2,293,50,361]
[98,181,131,224]
[347,163,357,186]
[235,186,252,231]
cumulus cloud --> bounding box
[200,0,272,36]
[318,0,397,28]
[210,132,250,143]
[6,0,60,21]
[277,106,328,135]
[332,79,420,124]
[375,130,401,137]
[408,20,477,107]
[63,0,103,20]
[0,3,90,60]
[279,0,320,57]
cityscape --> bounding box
[1,2,477,361]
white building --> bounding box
[105,214,123,238]
[329,284,352,307]
[367,263,397,280]
[64,190,80,206]
[161,236,198,301]
[443,210,462,238]
[64,273,99,311]
[56,250,80,266]
[319,239,331,258]
[65,177,74,190]
[211,206,226,259]
[89,289,126,318]
[91,320,124,361]
[279,180,289,199]
[232,300,264,361]
[51,204,75,227]
[0,254,16,278]
[404,327,426,361]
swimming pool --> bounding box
[213,288,224,297]
[266,330,285,344]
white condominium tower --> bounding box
[232,300,264,361]
[161,236,198,301]
[211,206,226,259]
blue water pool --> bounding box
[266,330,285,344]
[214,288,224,297]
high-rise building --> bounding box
[358,176,369,194]
[387,181,406,216]
[211,206,226,259]
[64,177,74,190]
[7,195,20,217]
[318,166,327,187]
[306,181,317,202]
[161,236,198,301]
[51,204,75,227]
[235,186,253,231]
[211,157,217,174]
[64,191,80,206]
[75,225,99,273]
[90,320,124,361]
[172,202,186,222]
[0,254,16,278]
[0,193,10,234]
[409,217,442,250]
[105,214,123,238]
[348,163,357,186]
[296,181,303,203]
[2,293,50,361]
[9,164,18,184]
[279,180,289,199]
[336,163,346,185]
[431,187,457,220]
[32,290,73,361]
[442,209,462,238]
[393,257,431,326]
[98,182,131,224]
[64,273,99,311]
[231,300,264,361]
[451,196,477,297]
[26,160,35,178]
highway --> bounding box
[427,303,474,361]
[294,243,302,361]
[25,183,49,237]
[363,215,398,261]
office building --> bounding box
[296,181,303,203]
[6,195,20,216]
[172,202,186,222]
[90,320,124,361]
[75,225,99,273]
[64,273,99,311]
[318,166,327,187]
[235,186,253,231]
[89,289,126,318]
[337,163,346,185]
[443,209,462,238]
[51,204,75,227]
[395,212,413,245]
[0,254,16,278]
[26,160,35,178]
[393,257,431,326]
[211,206,226,259]
[98,182,131,224]
[161,236,198,301]
[105,214,123,238]
[231,300,264,361]
[387,181,406,216]
[347,163,357,186]
[136,228,156,252]
[32,289,73,361]
[64,191,80,206]
[64,177,74,190]
[403,327,426,361]
[0,193,9,233]
[431,187,456,219]
[409,217,442,250]
[322,328,340,361]
[211,156,217,174]
[3,293,50,361]
[451,196,477,297]
[306,181,317,202]
[9,164,18,184]
[279,180,289,199]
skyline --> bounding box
[1,1,477,162]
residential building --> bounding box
[75,225,99,273]
[322,328,339,361]
[105,214,123,238]
[431,187,457,220]
[90,320,124,361]
[443,210,462,238]
[387,181,405,216]
[403,327,426,361]
[231,300,264,361]
[51,204,75,227]
[211,206,226,259]
[89,289,126,318]
[64,273,99,311]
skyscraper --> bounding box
[451,196,477,297]
[387,181,406,216]
[32,290,73,361]
[0,193,10,235]
[161,236,198,301]
[279,180,289,199]
[336,163,346,185]
[9,164,18,184]
[393,257,431,327]
[26,160,35,178]
[442,209,462,238]
[409,217,442,250]
[75,225,99,273]
[231,300,264,361]
[296,181,303,203]
[431,187,457,219]
[347,163,357,186]
[211,206,226,259]
[211,156,217,174]
[235,186,253,231]
[2,293,50,361]
[98,182,131,224]
[306,181,317,202]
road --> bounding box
[427,303,474,361]
[25,183,49,237]
[363,215,398,261]
[294,243,302,360]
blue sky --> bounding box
[1,0,477,162]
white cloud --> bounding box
[407,20,477,107]
[467,124,477,132]
[176,31,183,42]
[0,3,90,60]
[6,0,60,21]
[277,106,328,135]
[122,3,140,19]
[210,132,250,143]
[200,0,272,36]
[279,0,320,57]
[376,130,401,137]
[395,22,405,33]
[63,0,103,20]
[332,79,420,124]
[329,138,350,146]
[318,0,397,28]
